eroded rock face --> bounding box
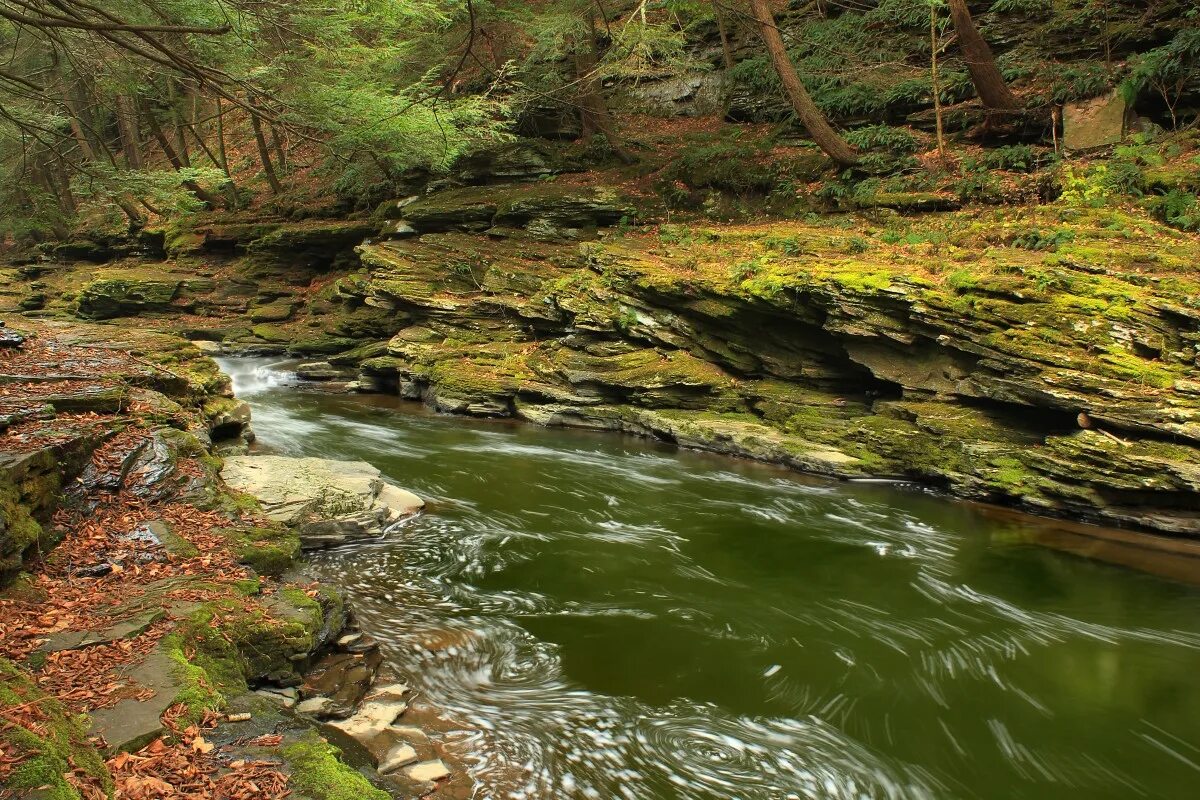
[328,217,1200,536]
[75,272,216,320]
[220,455,423,548]
[384,184,632,240]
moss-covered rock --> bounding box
[73,268,216,320]
[244,220,375,274]
[280,732,391,800]
[0,483,43,588]
[219,522,302,577]
[396,183,632,239]
[0,658,112,799]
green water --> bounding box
[224,358,1200,800]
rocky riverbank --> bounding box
[8,180,1200,537]
[0,319,461,799]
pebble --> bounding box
[406,759,450,782]
[377,744,419,774]
[295,697,333,716]
[255,686,299,708]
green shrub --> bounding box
[990,0,1051,13]
[1148,189,1200,231]
[1122,28,1200,129]
[658,133,775,195]
[864,0,929,29]
[983,145,1041,172]
[1049,63,1113,104]
[846,125,919,155]
[954,159,1004,203]
[1012,228,1076,251]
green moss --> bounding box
[0,484,42,587]
[233,577,263,596]
[251,323,292,343]
[203,396,242,422]
[162,629,234,725]
[218,523,301,577]
[0,571,45,602]
[986,456,1040,493]
[280,733,390,800]
[0,658,112,799]
[280,585,321,614]
[1096,347,1181,389]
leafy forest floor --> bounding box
[0,321,464,799]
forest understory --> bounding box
[2,0,1200,798]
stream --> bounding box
[220,357,1200,800]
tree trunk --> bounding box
[52,65,97,163]
[174,120,191,167]
[52,156,77,213]
[248,95,283,194]
[574,16,636,164]
[713,1,735,70]
[168,81,191,167]
[946,0,1019,110]
[270,124,287,173]
[140,101,220,207]
[114,94,143,169]
[142,101,185,169]
[747,0,857,166]
[930,1,946,161]
[183,120,226,174]
[215,96,230,174]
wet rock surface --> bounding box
[220,455,424,548]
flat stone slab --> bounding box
[40,608,165,653]
[329,698,408,740]
[88,649,181,752]
[220,455,423,529]
[378,743,419,774]
[222,455,424,550]
[406,759,450,782]
[255,686,299,708]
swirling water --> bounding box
[221,358,1200,800]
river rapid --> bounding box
[220,358,1200,800]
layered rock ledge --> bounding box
[6,194,1200,538]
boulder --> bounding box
[1064,91,1133,151]
[207,398,253,441]
[220,455,423,549]
[394,184,632,240]
[75,277,181,320]
[244,220,376,273]
[0,324,24,348]
[452,140,563,184]
[73,271,216,320]
[88,649,184,752]
[295,361,343,381]
[615,73,725,117]
[248,300,297,323]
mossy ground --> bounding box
[0,658,113,800]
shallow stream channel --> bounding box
[219,357,1200,800]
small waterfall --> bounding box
[216,357,296,397]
